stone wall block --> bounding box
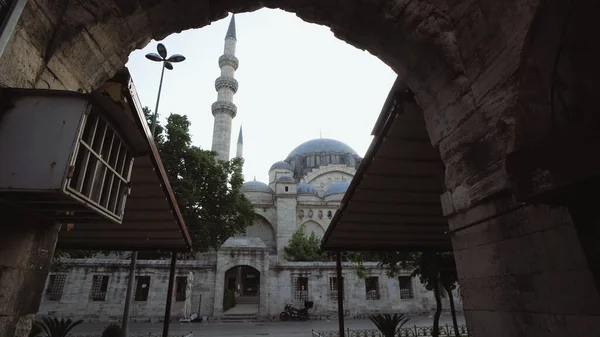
[541,223,589,273]
[533,270,600,316]
[0,32,43,88]
[460,274,538,312]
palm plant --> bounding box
[369,313,410,337]
[34,317,83,337]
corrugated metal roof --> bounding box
[321,78,451,252]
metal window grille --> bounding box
[292,277,308,301]
[365,277,380,300]
[90,275,109,301]
[175,277,187,302]
[329,277,344,301]
[46,274,67,301]
[399,276,414,299]
[134,276,150,301]
[66,107,133,223]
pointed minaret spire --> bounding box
[226,14,236,40]
[211,13,239,161]
[236,125,243,158]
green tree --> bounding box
[144,108,255,251]
[284,229,327,261]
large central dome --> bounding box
[286,138,358,159]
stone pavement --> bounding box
[74,314,466,337]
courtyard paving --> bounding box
[74,314,466,337]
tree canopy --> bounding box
[145,108,255,252]
[283,228,328,261]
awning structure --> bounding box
[57,69,193,252]
[321,78,451,252]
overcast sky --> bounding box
[126,9,396,184]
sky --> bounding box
[125,9,396,184]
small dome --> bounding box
[324,181,350,197]
[297,183,318,196]
[270,161,293,171]
[276,175,295,184]
[287,138,358,159]
[241,180,273,194]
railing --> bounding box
[312,324,469,337]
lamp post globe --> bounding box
[144,43,186,137]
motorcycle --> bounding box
[279,300,313,321]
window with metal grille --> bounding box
[175,276,187,302]
[365,277,380,300]
[45,274,67,301]
[399,276,414,299]
[292,276,308,301]
[134,276,150,301]
[90,275,109,301]
[66,107,133,223]
[329,277,344,301]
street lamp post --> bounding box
[120,43,185,337]
[145,43,186,137]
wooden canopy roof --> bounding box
[56,69,193,252]
[321,78,451,251]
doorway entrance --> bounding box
[223,265,260,314]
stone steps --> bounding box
[236,296,258,304]
[220,314,259,323]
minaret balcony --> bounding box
[219,54,239,70]
[215,76,239,94]
[211,101,237,118]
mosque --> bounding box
[38,14,460,321]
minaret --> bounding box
[236,125,243,158]
[211,14,239,161]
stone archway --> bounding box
[3,0,600,336]
[223,265,260,315]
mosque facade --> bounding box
[37,14,461,322]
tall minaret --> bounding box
[236,125,243,158]
[211,14,239,161]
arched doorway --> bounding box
[223,265,260,314]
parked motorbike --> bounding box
[279,301,313,321]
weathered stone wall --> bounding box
[38,259,216,321]
[268,262,461,318]
[0,208,60,337]
[37,259,459,321]
[275,191,297,259]
[447,198,600,336]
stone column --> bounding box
[443,185,600,336]
[0,209,60,337]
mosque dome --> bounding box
[269,160,293,171]
[241,180,273,194]
[297,183,318,196]
[286,138,358,159]
[276,175,295,184]
[324,181,350,197]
